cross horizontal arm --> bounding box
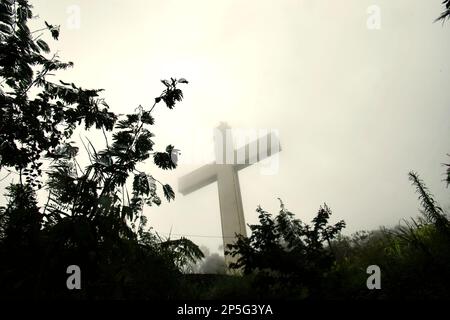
[234,131,282,171]
[178,164,218,195]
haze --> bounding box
[5,0,450,254]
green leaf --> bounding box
[121,205,133,220]
[132,173,150,196]
[162,184,175,202]
[0,22,12,35]
[36,39,50,53]
[152,195,161,206]
[153,150,176,170]
[141,111,154,125]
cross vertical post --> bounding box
[178,122,281,270]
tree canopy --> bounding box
[0,0,204,299]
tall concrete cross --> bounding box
[178,123,281,266]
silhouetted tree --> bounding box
[328,170,450,299]
[0,0,116,186]
[0,0,203,299]
[226,199,345,297]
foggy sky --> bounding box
[4,0,450,254]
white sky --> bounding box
[3,0,450,255]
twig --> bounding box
[0,172,11,182]
[20,53,58,97]
[102,126,110,150]
[32,32,43,42]
[31,27,48,34]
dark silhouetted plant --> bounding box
[0,0,116,187]
[0,0,203,299]
[436,0,450,22]
[226,199,345,297]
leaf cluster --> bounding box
[226,200,346,289]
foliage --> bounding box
[445,154,450,187]
[0,0,203,299]
[226,199,345,298]
[43,82,185,226]
[222,167,450,300]
[436,0,450,22]
[329,225,450,298]
[0,0,116,185]
[1,0,449,300]
[408,171,450,236]
[137,217,204,274]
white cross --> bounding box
[178,123,281,266]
